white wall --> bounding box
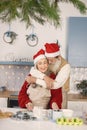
[0,1,87,61]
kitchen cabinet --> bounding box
[0,90,18,108]
[0,98,7,107]
[67,93,87,117]
[68,101,87,111]
[68,101,87,117]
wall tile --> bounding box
[0,65,87,92]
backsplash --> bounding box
[0,65,31,91]
[70,67,87,93]
[0,65,87,92]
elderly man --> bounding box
[43,43,70,108]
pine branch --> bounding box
[69,0,87,14]
[0,0,87,28]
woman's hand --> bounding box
[26,102,34,111]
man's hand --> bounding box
[43,75,54,89]
[52,102,59,110]
[25,75,36,84]
[26,102,34,111]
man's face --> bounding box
[47,57,57,64]
[47,56,61,74]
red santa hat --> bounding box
[33,49,46,64]
[44,43,60,57]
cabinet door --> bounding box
[0,98,7,107]
[68,101,87,117]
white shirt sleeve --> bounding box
[30,67,45,79]
[53,64,71,89]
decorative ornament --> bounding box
[3,24,17,44]
[26,25,38,47]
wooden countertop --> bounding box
[0,90,87,101]
[0,90,18,99]
[68,93,87,101]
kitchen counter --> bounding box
[1,90,87,101]
[0,108,87,130]
[68,93,87,101]
[0,91,87,108]
[0,90,18,99]
[0,91,18,107]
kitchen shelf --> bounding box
[0,61,34,66]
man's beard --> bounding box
[48,59,61,74]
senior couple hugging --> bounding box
[18,42,70,111]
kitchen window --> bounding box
[67,17,87,67]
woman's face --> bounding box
[36,58,48,73]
